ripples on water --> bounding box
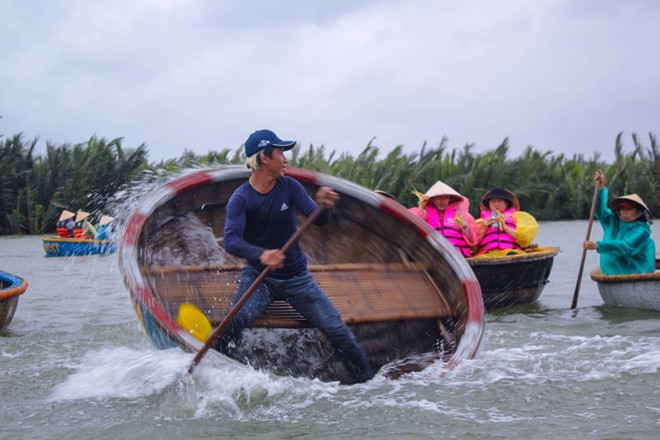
[1,220,660,439]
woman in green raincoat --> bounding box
[583,169,655,275]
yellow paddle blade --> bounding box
[177,303,212,342]
[513,211,539,248]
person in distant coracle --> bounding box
[214,129,374,384]
[56,210,76,237]
[73,211,96,238]
[95,215,115,240]
[475,187,524,256]
[408,181,478,257]
[583,169,655,275]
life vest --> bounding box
[73,221,88,239]
[56,220,72,238]
[414,205,473,257]
[477,209,521,254]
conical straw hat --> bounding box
[424,181,464,204]
[99,215,115,226]
[75,211,90,222]
[59,210,75,221]
[610,194,651,216]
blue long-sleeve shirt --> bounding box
[595,187,655,275]
[223,176,330,278]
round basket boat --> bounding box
[0,270,29,330]
[119,165,485,383]
[591,265,660,311]
[467,247,559,310]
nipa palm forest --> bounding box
[1,130,658,236]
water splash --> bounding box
[49,347,190,400]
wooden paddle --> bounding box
[186,204,325,374]
[570,184,599,309]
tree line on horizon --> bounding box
[0,130,658,235]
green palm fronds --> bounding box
[1,130,658,235]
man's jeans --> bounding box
[214,265,374,383]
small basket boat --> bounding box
[0,270,28,330]
[590,259,660,311]
[467,247,559,310]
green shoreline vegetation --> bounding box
[1,131,657,235]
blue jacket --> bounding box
[95,225,114,240]
[595,187,655,275]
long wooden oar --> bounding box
[186,204,325,374]
[570,185,599,309]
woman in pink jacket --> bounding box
[409,181,478,257]
[475,187,523,256]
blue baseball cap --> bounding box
[244,129,296,157]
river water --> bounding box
[1,221,659,439]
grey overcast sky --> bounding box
[1,0,658,163]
